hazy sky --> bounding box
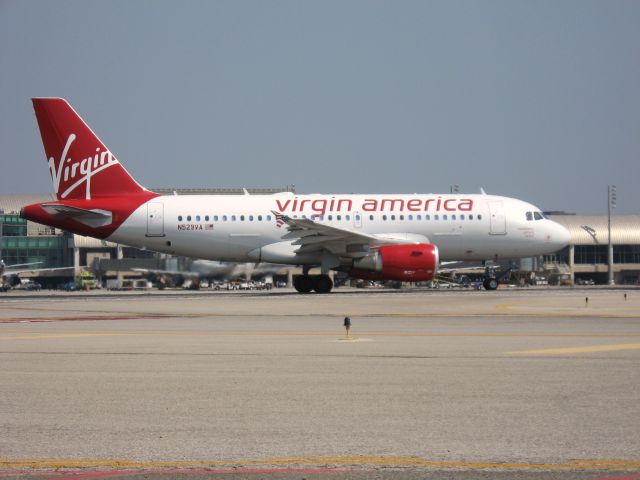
[1,0,639,214]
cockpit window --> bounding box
[526,212,533,221]
[534,211,543,220]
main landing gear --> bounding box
[293,274,334,294]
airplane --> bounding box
[21,98,571,294]
[133,259,286,289]
[0,259,74,291]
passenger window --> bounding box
[434,215,439,220]
[478,214,482,220]
[346,214,351,221]
[408,215,413,220]
[337,215,342,221]
[356,214,361,221]
[443,214,448,220]
[205,215,209,221]
[258,215,262,221]
[196,215,201,222]
[383,215,387,221]
[214,215,219,221]
[249,215,254,221]
[417,215,421,220]
[469,214,473,220]
[391,215,396,221]
[266,215,272,221]
[460,214,465,220]
[231,215,237,221]
[369,215,374,221]
[223,215,227,222]
[452,214,456,220]
[328,215,333,221]
[187,215,192,221]
[178,216,183,221]
[425,214,430,220]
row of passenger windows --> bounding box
[178,214,273,222]
[177,213,483,222]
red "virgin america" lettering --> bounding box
[275,197,473,216]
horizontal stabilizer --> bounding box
[40,203,113,228]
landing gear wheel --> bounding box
[293,275,314,293]
[483,278,499,290]
[313,274,333,294]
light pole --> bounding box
[607,185,616,285]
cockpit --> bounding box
[525,211,546,221]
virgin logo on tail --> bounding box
[48,134,120,200]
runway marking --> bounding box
[3,310,640,322]
[2,457,640,471]
[36,468,357,480]
[0,314,173,324]
[509,343,640,355]
[3,331,640,340]
[590,475,640,480]
[0,333,133,340]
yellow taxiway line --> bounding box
[2,456,640,471]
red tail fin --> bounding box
[32,98,149,200]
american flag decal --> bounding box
[272,210,287,228]
[205,224,214,230]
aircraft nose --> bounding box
[550,222,572,249]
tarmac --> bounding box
[1,287,639,479]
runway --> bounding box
[1,288,639,479]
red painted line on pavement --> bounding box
[41,468,358,480]
[1,315,170,324]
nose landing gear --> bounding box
[482,265,512,291]
[482,277,499,290]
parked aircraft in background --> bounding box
[22,98,571,293]
[133,259,285,289]
[0,259,73,291]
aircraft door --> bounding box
[488,201,506,235]
[146,202,165,237]
[354,211,363,228]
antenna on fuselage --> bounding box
[480,188,487,195]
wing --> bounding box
[274,211,429,258]
[132,268,200,280]
[4,266,76,276]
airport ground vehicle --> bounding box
[75,271,97,290]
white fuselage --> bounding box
[109,193,570,265]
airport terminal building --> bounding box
[546,214,640,285]
[1,192,639,287]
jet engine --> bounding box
[350,243,439,282]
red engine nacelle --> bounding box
[349,243,439,282]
